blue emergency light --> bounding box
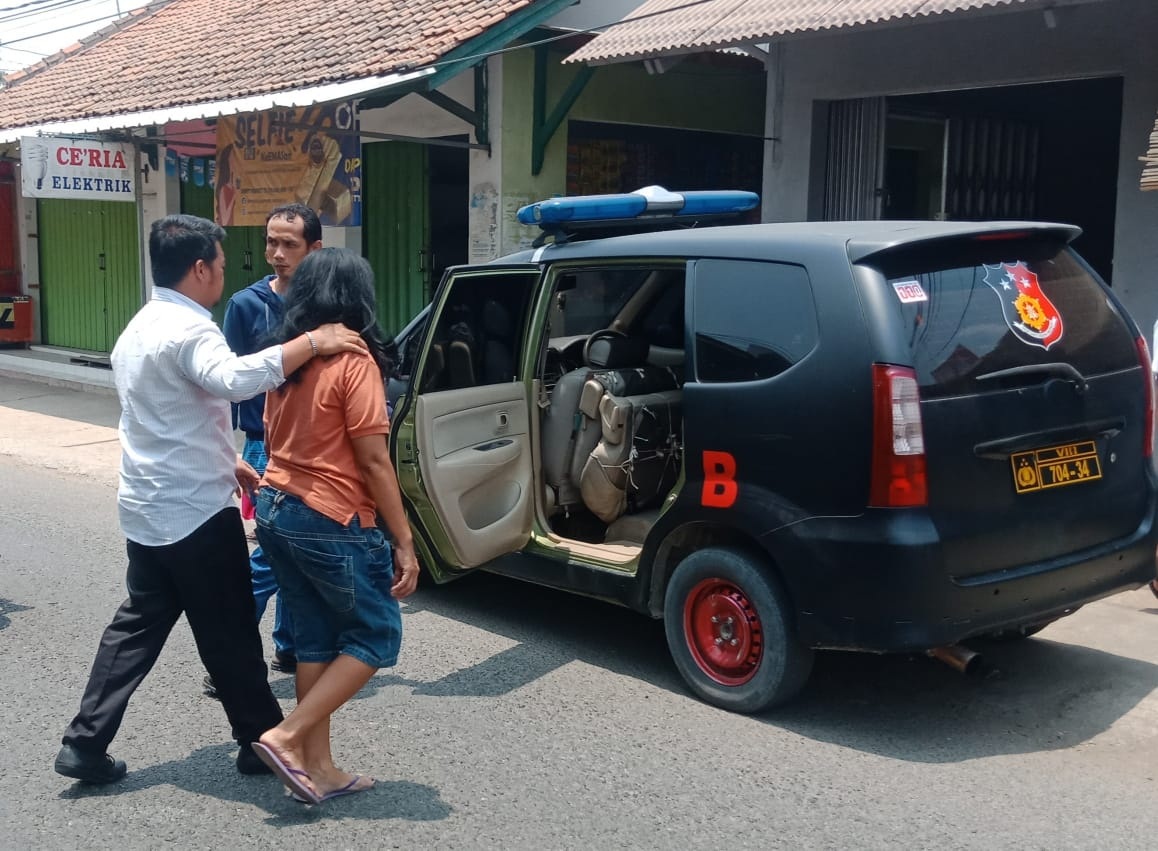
[516,185,759,227]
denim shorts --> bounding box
[254,487,401,669]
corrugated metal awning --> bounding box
[0,69,434,145]
[565,0,1104,65]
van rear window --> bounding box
[871,244,1136,398]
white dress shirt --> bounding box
[112,287,286,546]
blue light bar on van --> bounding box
[516,185,759,226]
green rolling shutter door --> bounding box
[214,227,267,326]
[179,168,264,325]
[38,199,140,352]
[362,141,429,336]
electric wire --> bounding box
[0,0,87,17]
[0,0,99,27]
[0,0,143,73]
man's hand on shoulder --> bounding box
[313,323,368,356]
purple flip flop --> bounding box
[251,742,320,805]
[289,775,375,804]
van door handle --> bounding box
[974,418,1124,459]
[976,362,1087,395]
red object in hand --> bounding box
[240,489,256,520]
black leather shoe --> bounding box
[203,674,220,700]
[54,744,127,784]
[270,652,297,674]
[236,744,273,775]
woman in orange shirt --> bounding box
[249,247,419,804]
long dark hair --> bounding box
[273,247,392,382]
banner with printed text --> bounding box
[215,102,361,227]
[20,136,136,201]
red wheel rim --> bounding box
[682,578,763,686]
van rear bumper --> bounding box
[782,502,1158,652]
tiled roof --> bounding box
[0,0,539,132]
[566,0,1103,64]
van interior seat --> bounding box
[647,345,685,368]
[579,389,682,523]
[440,299,516,389]
[481,300,516,384]
[541,333,680,513]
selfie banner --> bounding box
[215,102,362,227]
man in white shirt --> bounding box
[54,214,367,785]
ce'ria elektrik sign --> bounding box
[20,137,136,202]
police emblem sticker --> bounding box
[983,261,1064,350]
[892,280,928,304]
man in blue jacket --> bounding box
[212,203,322,690]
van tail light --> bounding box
[1136,336,1154,458]
[869,364,928,507]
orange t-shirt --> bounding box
[263,350,390,527]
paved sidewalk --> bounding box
[0,376,121,486]
[0,346,116,394]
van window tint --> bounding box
[693,259,818,382]
[549,268,652,337]
[420,270,538,392]
[873,245,1136,399]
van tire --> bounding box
[664,547,813,713]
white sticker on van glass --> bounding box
[892,280,928,303]
[982,261,1064,350]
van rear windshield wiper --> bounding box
[975,362,1088,394]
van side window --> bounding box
[548,268,652,337]
[692,259,818,382]
[420,271,537,392]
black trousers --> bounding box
[62,507,284,754]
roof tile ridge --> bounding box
[1,0,176,89]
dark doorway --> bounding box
[428,138,469,286]
[888,77,1123,283]
[883,148,922,220]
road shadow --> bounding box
[769,637,1158,762]
[0,380,120,429]
[57,742,452,824]
[404,571,678,697]
[407,572,1158,764]
[0,597,32,631]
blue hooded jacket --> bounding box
[222,275,283,438]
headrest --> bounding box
[587,334,649,369]
[482,300,512,337]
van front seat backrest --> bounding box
[542,333,677,514]
[579,389,682,523]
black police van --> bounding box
[388,187,1158,712]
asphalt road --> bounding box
[2,376,1158,849]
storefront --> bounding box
[23,138,141,353]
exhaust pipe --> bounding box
[927,644,986,677]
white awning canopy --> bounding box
[0,67,434,145]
